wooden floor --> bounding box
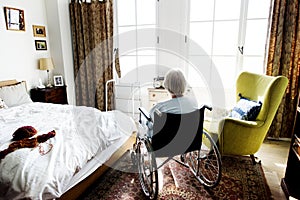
[256,139,291,200]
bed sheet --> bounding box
[0,102,136,200]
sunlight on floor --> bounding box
[257,139,290,200]
[275,163,287,168]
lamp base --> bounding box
[46,70,52,88]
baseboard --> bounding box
[267,137,291,142]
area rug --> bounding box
[81,151,272,200]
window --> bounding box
[116,0,157,84]
[116,0,157,116]
[115,0,271,108]
[242,0,271,74]
[188,0,271,107]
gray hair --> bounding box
[164,68,187,95]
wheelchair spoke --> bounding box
[137,139,158,199]
[198,160,219,180]
[135,107,222,198]
[187,131,222,188]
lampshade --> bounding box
[39,58,54,71]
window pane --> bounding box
[137,25,156,54]
[192,87,212,107]
[189,22,213,55]
[215,0,241,20]
[117,0,136,26]
[119,27,137,56]
[118,56,138,83]
[244,19,268,56]
[187,56,212,87]
[158,51,185,69]
[211,56,237,107]
[211,56,237,88]
[242,56,265,74]
[138,49,156,56]
[190,0,214,21]
[157,30,183,59]
[137,0,156,25]
[137,56,156,83]
[213,21,239,55]
[247,0,271,19]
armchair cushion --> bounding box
[229,93,262,121]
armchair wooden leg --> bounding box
[250,154,261,165]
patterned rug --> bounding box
[81,151,272,200]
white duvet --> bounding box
[0,102,136,200]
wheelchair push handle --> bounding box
[138,107,152,122]
[201,105,212,111]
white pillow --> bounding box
[0,97,8,109]
[0,82,33,107]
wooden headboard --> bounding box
[0,80,19,87]
[0,80,28,91]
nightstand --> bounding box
[148,88,170,109]
[30,86,68,104]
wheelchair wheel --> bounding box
[186,130,222,188]
[137,139,158,199]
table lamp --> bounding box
[39,58,54,88]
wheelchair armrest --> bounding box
[138,107,152,122]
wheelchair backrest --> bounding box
[152,107,206,157]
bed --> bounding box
[0,80,137,199]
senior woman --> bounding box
[149,68,198,117]
[141,68,198,138]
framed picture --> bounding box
[32,25,46,37]
[4,7,25,31]
[35,40,47,50]
[54,75,64,86]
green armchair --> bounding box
[218,71,288,164]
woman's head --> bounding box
[164,68,187,96]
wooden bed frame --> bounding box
[59,134,136,199]
[0,79,137,199]
[0,79,28,90]
[0,79,19,87]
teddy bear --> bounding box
[0,126,56,160]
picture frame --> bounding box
[32,25,46,37]
[53,75,64,86]
[35,40,47,50]
[4,7,25,31]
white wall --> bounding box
[0,0,76,105]
[45,0,75,105]
[0,0,50,89]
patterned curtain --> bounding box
[266,0,300,138]
[69,0,116,111]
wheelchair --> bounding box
[131,105,222,199]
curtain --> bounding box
[266,0,300,138]
[69,0,117,111]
